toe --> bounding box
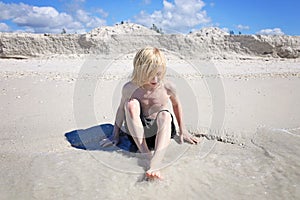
[145,171,163,180]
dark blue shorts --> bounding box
[125,110,176,151]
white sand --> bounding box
[0,54,300,199]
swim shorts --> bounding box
[125,109,176,151]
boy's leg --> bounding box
[147,111,172,179]
[124,99,151,157]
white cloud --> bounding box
[135,0,210,33]
[97,8,109,18]
[13,6,73,28]
[0,22,10,32]
[257,28,284,35]
[76,9,106,28]
[221,27,229,33]
[0,2,25,20]
[236,24,250,30]
[0,2,107,33]
[143,0,152,5]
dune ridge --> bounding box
[1,23,299,59]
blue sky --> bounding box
[0,0,299,35]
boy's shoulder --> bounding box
[123,81,137,90]
[122,81,139,96]
[163,80,176,95]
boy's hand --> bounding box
[99,135,119,147]
[180,130,199,144]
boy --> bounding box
[100,47,199,180]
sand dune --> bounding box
[1,23,300,59]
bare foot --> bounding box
[145,170,163,181]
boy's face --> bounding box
[145,68,164,89]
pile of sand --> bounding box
[89,23,159,36]
[0,23,299,59]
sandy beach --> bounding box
[0,22,299,200]
[0,52,299,199]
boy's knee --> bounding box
[125,99,140,118]
[156,111,171,123]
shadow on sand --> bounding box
[64,123,137,152]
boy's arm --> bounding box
[112,105,124,138]
[112,83,129,138]
[100,82,132,147]
[165,81,199,144]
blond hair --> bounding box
[131,47,166,86]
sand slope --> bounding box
[0,55,300,199]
